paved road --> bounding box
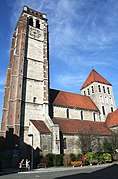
[0,163,118,179]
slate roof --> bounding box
[81,69,112,90]
[106,109,118,127]
[30,120,51,133]
[50,89,98,111]
[52,117,113,135]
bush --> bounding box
[46,153,54,167]
[83,152,112,165]
[97,153,105,164]
[102,153,112,163]
[97,153,112,164]
[85,152,98,163]
[46,153,63,167]
[53,154,63,167]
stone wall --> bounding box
[53,105,100,121]
[40,134,52,155]
[63,134,80,154]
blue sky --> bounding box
[0,0,118,122]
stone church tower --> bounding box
[1,7,60,160]
[81,69,116,121]
[1,6,50,142]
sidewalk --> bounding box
[1,162,118,175]
[18,162,117,174]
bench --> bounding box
[71,161,82,167]
[37,163,46,169]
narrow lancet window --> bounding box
[67,109,69,118]
[107,87,110,94]
[33,97,36,103]
[93,112,96,121]
[91,86,94,93]
[102,106,105,115]
[29,17,33,26]
[98,85,101,92]
[87,88,90,95]
[36,19,40,28]
[111,107,113,112]
[103,86,106,93]
[81,111,83,120]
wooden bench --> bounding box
[71,161,82,167]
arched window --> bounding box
[87,88,90,95]
[102,106,105,115]
[111,107,113,112]
[98,85,101,92]
[84,91,86,95]
[33,97,36,103]
[67,109,69,118]
[103,86,106,93]
[29,17,33,26]
[36,19,40,28]
[107,87,110,94]
[91,86,94,93]
[81,111,83,120]
[93,112,96,121]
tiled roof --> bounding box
[81,69,112,90]
[50,89,98,111]
[52,117,113,135]
[30,120,51,133]
[106,109,118,127]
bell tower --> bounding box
[1,6,49,142]
[81,69,116,122]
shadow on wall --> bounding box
[55,164,118,179]
[0,128,42,169]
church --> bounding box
[0,6,118,162]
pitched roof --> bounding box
[81,69,112,90]
[30,120,51,133]
[106,109,118,127]
[52,117,113,135]
[50,89,98,111]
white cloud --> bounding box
[11,0,118,51]
[53,73,85,89]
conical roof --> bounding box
[81,69,112,90]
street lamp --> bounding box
[28,134,33,170]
